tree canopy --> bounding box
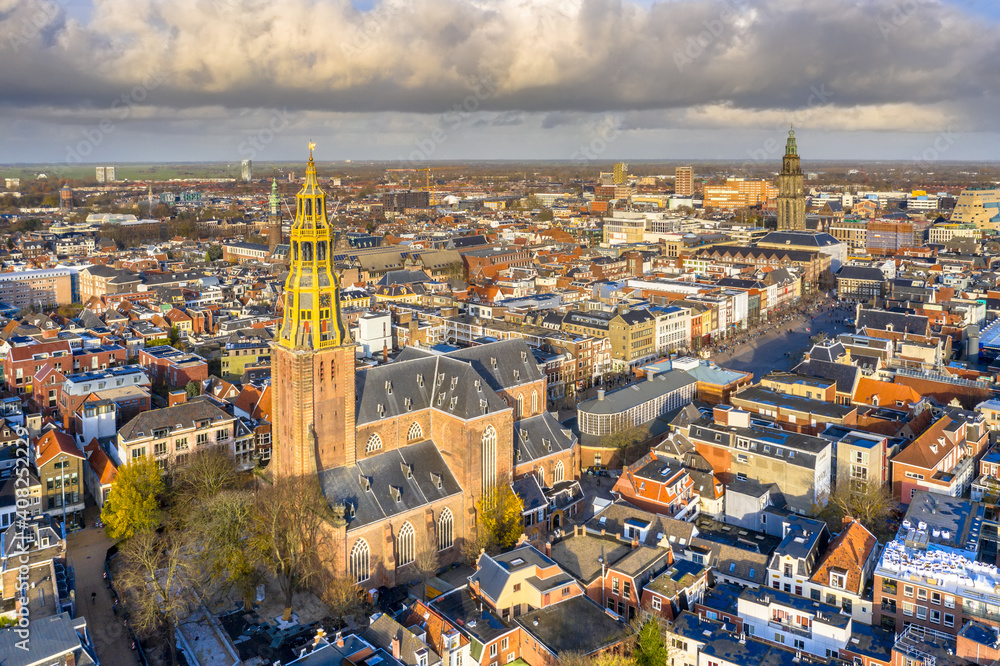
[465,484,524,561]
[101,456,164,541]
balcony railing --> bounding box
[880,601,896,615]
[768,620,811,639]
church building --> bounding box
[272,147,578,587]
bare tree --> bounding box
[604,425,646,467]
[117,529,196,666]
[249,476,339,622]
[323,573,365,631]
[414,547,440,597]
[192,489,261,608]
[558,650,636,665]
[818,478,894,542]
[173,447,242,512]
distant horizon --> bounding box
[3,1,999,164]
[5,158,1000,168]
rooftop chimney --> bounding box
[597,389,605,401]
[335,631,344,647]
[168,389,186,407]
[392,631,401,660]
[646,369,657,382]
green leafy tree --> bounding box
[464,484,524,562]
[205,244,224,262]
[168,325,181,347]
[101,456,164,541]
[633,620,668,666]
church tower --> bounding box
[776,128,806,231]
[272,144,356,479]
[268,178,282,255]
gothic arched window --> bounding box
[438,508,454,551]
[554,460,565,485]
[366,433,383,454]
[482,425,497,493]
[350,539,370,583]
[397,522,415,567]
[407,422,423,442]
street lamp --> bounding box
[58,453,67,531]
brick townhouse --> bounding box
[137,345,209,388]
[2,339,72,395]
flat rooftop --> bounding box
[516,595,628,657]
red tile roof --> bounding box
[36,429,84,467]
[809,520,877,594]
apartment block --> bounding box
[681,406,832,515]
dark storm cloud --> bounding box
[0,0,996,136]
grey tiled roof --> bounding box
[836,265,885,281]
[514,412,576,465]
[0,612,95,666]
[318,439,462,531]
[512,474,547,512]
[792,358,860,394]
[443,339,545,392]
[808,341,847,363]
[856,307,928,335]
[356,355,509,425]
[376,269,430,286]
[362,339,543,425]
[689,537,769,586]
[117,396,232,441]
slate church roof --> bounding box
[318,439,463,531]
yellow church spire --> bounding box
[277,143,350,349]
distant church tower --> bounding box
[777,128,806,231]
[271,144,356,479]
[268,178,282,254]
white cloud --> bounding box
[0,0,998,160]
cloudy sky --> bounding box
[2,0,999,165]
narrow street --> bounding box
[67,505,141,665]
